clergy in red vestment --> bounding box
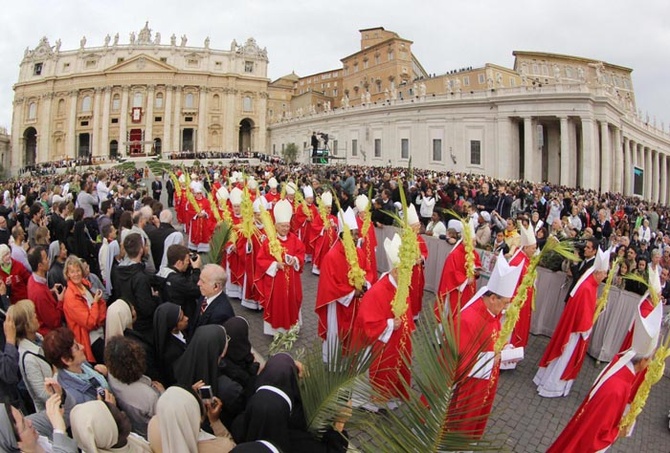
[405,204,428,320]
[185,182,216,253]
[500,225,537,370]
[355,195,378,284]
[548,302,661,453]
[224,187,245,299]
[310,191,338,276]
[264,177,281,208]
[291,186,318,262]
[175,173,187,229]
[534,246,610,398]
[255,199,305,336]
[618,266,660,354]
[315,207,373,363]
[240,196,267,311]
[446,251,523,440]
[435,219,482,319]
[357,233,415,407]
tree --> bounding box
[282,142,299,163]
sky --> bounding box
[1,0,669,130]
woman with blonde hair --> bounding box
[62,255,106,364]
[9,299,54,411]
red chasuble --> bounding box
[255,232,305,331]
[357,273,415,400]
[435,241,482,318]
[184,196,215,249]
[447,297,500,439]
[509,250,533,348]
[409,236,428,317]
[225,215,246,288]
[310,213,338,271]
[548,355,636,453]
[618,297,654,353]
[241,227,266,306]
[356,216,378,284]
[538,274,598,381]
[315,241,369,351]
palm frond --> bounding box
[112,161,137,172]
[206,221,232,265]
[356,308,504,452]
[268,323,301,357]
[298,339,376,433]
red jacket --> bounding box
[0,259,31,304]
[27,275,64,336]
[63,279,106,363]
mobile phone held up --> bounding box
[198,385,213,401]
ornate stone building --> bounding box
[11,22,269,171]
[268,28,670,203]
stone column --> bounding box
[39,93,53,162]
[197,86,207,152]
[652,150,660,202]
[66,90,78,158]
[580,117,598,190]
[496,116,514,179]
[172,86,182,152]
[599,121,611,192]
[661,154,668,205]
[623,137,631,196]
[612,127,623,193]
[119,86,130,156]
[10,98,25,171]
[101,87,111,158]
[145,85,155,154]
[523,116,534,182]
[645,147,652,200]
[163,86,172,154]
[559,116,571,186]
[225,88,237,151]
[91,88,102,157]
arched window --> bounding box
[212,94,220,110]
[112,94,120,111]
[133,92,143,108]
[243,96,252,112]
[155,92,164,109]
[81,96,92,112]
[27,102,37,120]
[57,99,65,116]
[185,93,195,108]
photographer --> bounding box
[157,245,202,321]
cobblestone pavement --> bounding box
[234,263,670,453]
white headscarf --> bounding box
[152,387,201,453]
[71,400,150,452]
[105,300,133,344]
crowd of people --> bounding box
[0,159,667,452]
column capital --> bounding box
[147,84,156,92]
[69,89,79,97]
[103,86,112,94]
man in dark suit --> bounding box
[660,267,670,305]
[565,237,598,302]
[492,184,512,220]
[190,263,235,334]
[165,177,175,208]
[151,176,162,201]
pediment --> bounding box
[105,54,176,73]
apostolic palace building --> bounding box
[10,24,670,203]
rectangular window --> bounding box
[463,76,470,86]
[33,63,43,75]
[185,116,193,122]
[333,88,338,97]
[86,60,96,68]
[374,139,381,158]
[160,57,168,63]
[154,116,162,122]
[401,138,409,159]
[363,60,369,69]
[111,118,119,124]
[478,74,485,84]
[272,144,276,155]
[352,139,358,156]
[117,58,125,64]
[470,140,482,165]
[432,139,442,161]
[332,140,338,156]
[80,121,89,127]
[244,61,254,73]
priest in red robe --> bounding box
[355,195,378,285]
[240,196,267,311]
[357,233,415,407]
[534,245,610,398]
[548,301,661,452]
[446,251,523,440]
[315,207,374,363]
[406,204,428,320]
[292,186,318,262]
[184,182,216,253]
[435,219,482,319]
[264,177,281,208]
[310,191,338,276]
[501,225,537,370]
[224,187,245,299]
[256,199,305,336]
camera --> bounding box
[190,252,199,261]
[96,387,106,399]
[198,385,213,401]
